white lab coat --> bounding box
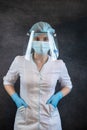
[3,55,72,130]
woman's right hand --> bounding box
[11,93,28,108]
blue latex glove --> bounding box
[11,93,28,108]
[46,91,63,108]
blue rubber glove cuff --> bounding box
[11,93,28,108]
[11,93,19,102]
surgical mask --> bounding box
[32,41,50,55]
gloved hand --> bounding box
[46,91,63,108]
[11,93,28,108]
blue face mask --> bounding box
[32,41,50,55]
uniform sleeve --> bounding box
[3,56,20,86]
[59,60,72,89]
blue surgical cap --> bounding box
[29,21,55,34]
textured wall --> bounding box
[0,0,87,130]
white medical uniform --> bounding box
[3,54,72,130]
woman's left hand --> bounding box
[46,91,63,108]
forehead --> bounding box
[34,32,48,38]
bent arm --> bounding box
[4,85,28,108]
[3,56,28,108]
[3,56,20,96]
[59,60,73,96]
[4,85,16,96]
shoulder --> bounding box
[54,59,67,70]
[49,59,66,70]
[53,59,65,65]
[14,55,25,61]
[13,55,25,64]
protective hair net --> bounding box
[29,21,55,34]
[25,21,59,60]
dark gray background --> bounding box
[0,0,87,130]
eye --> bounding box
[34,37,40,41]
[43,37,48,41]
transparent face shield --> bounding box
[25,31,34,60]
[25,31,59,61]
[47,31,59,60]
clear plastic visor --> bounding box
[25,31,59,60]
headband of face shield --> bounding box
[25,31,59,61]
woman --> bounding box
[3,21,72,130]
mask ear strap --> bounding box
[25,30,34,60]
[47,31,59,60]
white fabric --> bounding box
[3,55,72,130]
